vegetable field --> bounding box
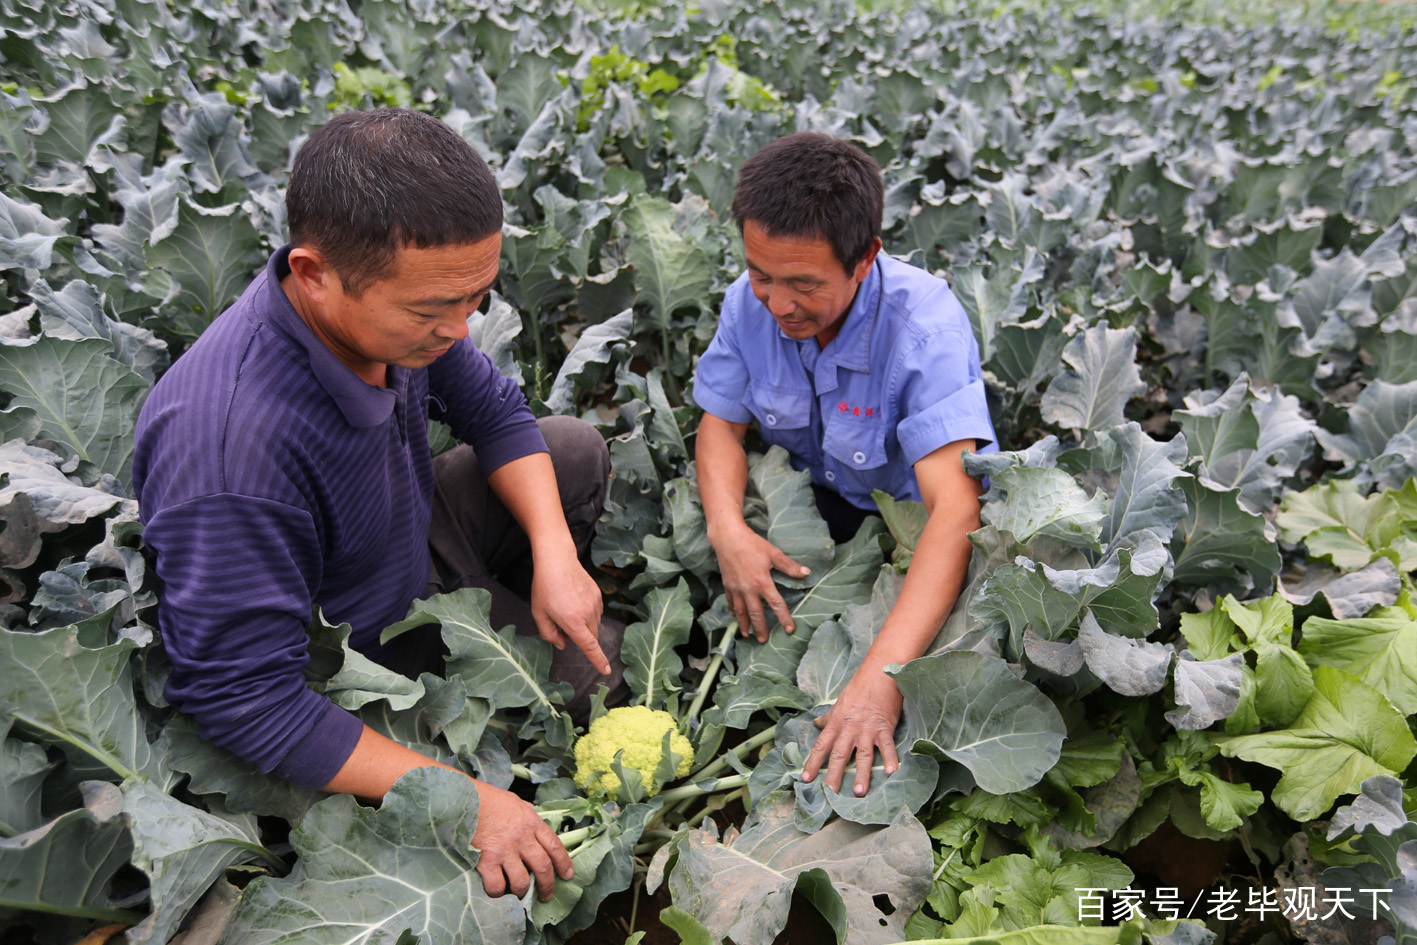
[2,0,1416,942]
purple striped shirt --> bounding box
[133,246,546,788]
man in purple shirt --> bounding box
[133,109,617,903]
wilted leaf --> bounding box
[1327,774,1409,840]
[1166,652,1244,730]
[667,794,932,945]
[0,440,128,525]
[1077,611,1173,698]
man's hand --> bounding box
[471,779,574,901]
[801,665,902,796]
[323,726,573,900]
[530,547,611,675]
[710,520,810,642]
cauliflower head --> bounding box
[573,705,693,797]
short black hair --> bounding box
[286,108,502,295]
[731,132,883,273]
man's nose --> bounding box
[435,312,471,341]
[766,289,796,316]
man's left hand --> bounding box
[530,549,611,676]
[801,666,902,797]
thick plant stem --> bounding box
[558,824,595,850]
[510,763,534,781]
[686,787,745,829]
[656,773,750,806]
[689,724,778,782]
[683,620,738,729]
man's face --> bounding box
[305,235,501,382]
[742,220,879,349]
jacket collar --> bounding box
[264,245,399,428]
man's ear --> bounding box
[852,237,883,281]
[285,246,337,304]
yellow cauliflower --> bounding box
[573,705,693,797]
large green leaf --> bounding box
[1170,479,1281,590]
[1060,423,1191,559]
[0,336,147,480]
[895,649,1066,794]
[0,620,164,783]
[544,308,633,414]
[0,717,54,838]
[1299,608,1417,715]
[144,196,263,339]
[748,445,835,578]
[167,94,260,195]
[622,578,694,710]
[951,249,1045,364]
[466,291,525,386]
[0,782,137,924]
[622,194,713,332]
[385,588,570,719]
[163,715,321,823]
[1040,325,1145,434]
[980,466,1107,549]
[222,767,525,944]
[120,778,271,944]
[0,191,72,271]
[1217,665,1417,821]
[1174,376,1315,513]
[667,794,932,945]
[1317,380,1417,489]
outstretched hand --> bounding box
[801,667,902,797]
[712,522,810,642]
[529,549,611,675]
[472,779,574,901]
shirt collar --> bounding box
[783,257,882,373]
[264,245,398,428]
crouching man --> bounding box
[691,132,998,799]
[133,108,623,902]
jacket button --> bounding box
[825,470,836,482]
[852,451,867,465]
[765,413,777,425]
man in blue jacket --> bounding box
[692,132,997,801]
[134,108,618,904]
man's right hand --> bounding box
[709,520,810,642]
[471,779,574,901]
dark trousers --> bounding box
[386,415,626,722]
[812,483,879,544]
